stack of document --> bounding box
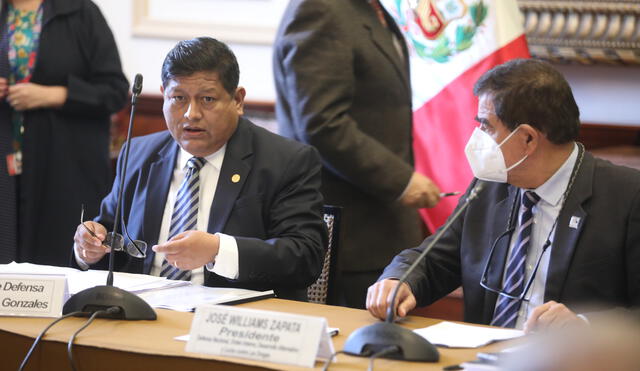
[0,262,273,311]
[139,285,274,312]
[0,262,189,294]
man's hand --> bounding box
[152,231,220,270]
[399,172,441,208]
[7,83,67,111]
[74,221,109,265]
[367,279,417,320]
[524,300,587,333]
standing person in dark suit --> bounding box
[73,37,326,301]
[0,0,129,266]
[367,59,640,331]
[273,0,441,308]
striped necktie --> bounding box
[160,156,206,281]
[491,191,540,328]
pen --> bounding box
[439,191,461,197]
[80,222,108,247]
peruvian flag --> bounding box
[382,0,530,231]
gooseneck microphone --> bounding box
[343,182,484,362]
[132,73,143,95]
[106,73,142,286]
[63,74,156,321]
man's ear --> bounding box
[160,84,164,95]
[520,124,539,154]
[234,87,246,115]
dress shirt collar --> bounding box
[177,145,226,172]
[530,142,579,207]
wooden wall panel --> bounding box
[578,123,640,149]
[113,94,640,150]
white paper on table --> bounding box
[0,262,188,295]
[460,360,502,371]
[0,262,80,276]
[139,284,274,311]
[1,263,268,312]
[64,270,189,294]
[413,321,523,348]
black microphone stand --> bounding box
[63,74,156,320]
[342,183,484,361]
[106,74,142,286]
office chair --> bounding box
[307,205,342,304]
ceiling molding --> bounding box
[518,0,640,65]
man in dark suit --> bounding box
[367,59,640,331]
[273,0,441,308]
[73,37,326,301]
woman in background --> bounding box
[0,0,128,266]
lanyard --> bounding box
[504,143,585,265]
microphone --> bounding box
[343,182,484,362]
[132,73,143,96]
[106,73,143,286]
[63,74,156,321]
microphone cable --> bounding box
[67,306,120,371]
[321,349,348,371]
[367,345,399,371]
[18,310,86,371]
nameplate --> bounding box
[0,274,68,317]
[186,304,334,368]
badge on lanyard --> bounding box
[6,150,22,176]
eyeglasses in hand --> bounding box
[80,205,147,258]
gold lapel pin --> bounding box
[231,174,241,183]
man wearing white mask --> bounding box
[366,59,640,332]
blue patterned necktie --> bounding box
[160,157,206,280]
[491,191,540,328]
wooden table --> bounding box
[0,298,512,370]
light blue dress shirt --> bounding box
[499,143,579,329]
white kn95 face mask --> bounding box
[464,126,527,183]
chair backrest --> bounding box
[307,205,342,304]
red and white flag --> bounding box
[382,0,530,231]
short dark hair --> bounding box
[161,37,239,94]
[473,58,580,144]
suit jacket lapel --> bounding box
[385,5,411,78]
[207,118,253,234]
[481,185,518,323]
[357,1,410,93]
[142,139,178,273]
[544,152,594,302]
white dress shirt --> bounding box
[75,146,240,282]
[499,143,579,329]
[150,146,239,285]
